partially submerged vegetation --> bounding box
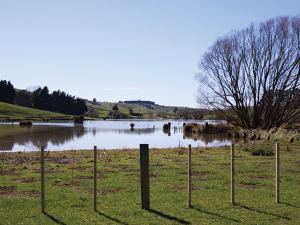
[183,122,300,144]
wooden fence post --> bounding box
[188,144,191,208]
[41,145,45,213]
[140,144,150,209]
[94,146,97,211]
[276,143,280,203]
[231,143,235,205]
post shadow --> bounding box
[191,206,241,223]
[43,212,67,225]
[96,210,128,225]
[281,202,300,208]
[146,209,190,224]
[237,204,291,220]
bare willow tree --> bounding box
[195,16,300,129]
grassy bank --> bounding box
[0,102,73,121]
[1,140,300,224]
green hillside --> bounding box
[0,102,72,120]
[86,101,191,118]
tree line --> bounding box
[0,80,87,115]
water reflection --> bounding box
[0,120,236,151]
[0,125,85,151]
[183,132,239,145]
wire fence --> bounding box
[34,142,298,214]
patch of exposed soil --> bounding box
[236,171,250,174]
[216,163,230,166]
[237,184,266,189]
[248,176,273,179]
[0,186,17,194]
[45,156,80,164]
[168,158,184,162]
[104,165,133,169]
[192,177,214,181]
[180,171,214,176]
[285,170,300,173]
[123,169,140,172]
[3,156,40,165]
[13,178,40,183]
[0,169,19,176]
[0,186,39,198]
[49,182,90,187]
[266,157,275,160]
[32,168,69,174]
[150,164,165,167]
[191,163,204,167]
[75,174,105,179]
[150,173,163,178]
[68,166,93,171]
[88,188,121,195]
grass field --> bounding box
[1,140,300,224]
[0,102,72,121]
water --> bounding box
[0,119,238,152]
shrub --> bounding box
[183,124,193,132]
[19,120,32,126]
[19,121,27,126]
[250,148,274,156]
[74,115,85,124]
[163,123,169,130]
[130,123,135,128]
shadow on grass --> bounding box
[192,206,241,223]
[96,210,128,225]
[146,208,190,224]
[281,202,300,208]
[43,212,66,225]
[238,204,291,220]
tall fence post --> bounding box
[188,144,191,208]
[140,144,150,209]
[276,143,280,203]
[231,143,235,205]
[41,145,45,213]
[94,146,97,211]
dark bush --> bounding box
[163,123,169,130]
[250,148,274,156]
[184,124,193,132]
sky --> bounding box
[1,0,299,108]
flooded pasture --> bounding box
[0,119,240,152]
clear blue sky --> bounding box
[1,0,299,108]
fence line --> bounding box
[188,144,191,208]
[94,146,97,211]
[231,143,235,205]
[39,142,282,212]
[276,143,280,203]
[41,145,45,213]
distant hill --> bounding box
[86,101,215,119]
[0,102,72,121]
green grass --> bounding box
[0,102,72,121]
[1,141,300,224]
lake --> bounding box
[0,119,240,152]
